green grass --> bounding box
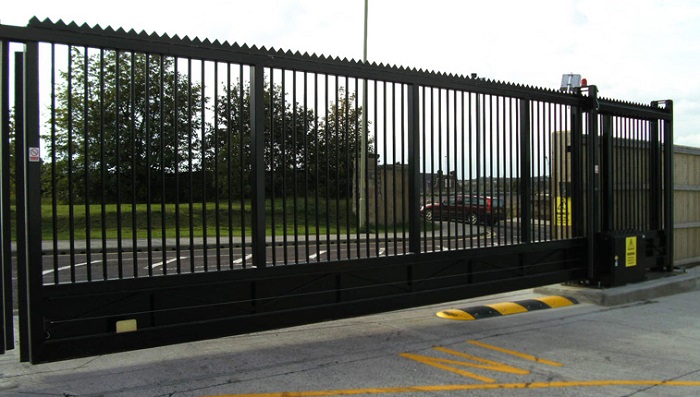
[10,198,427,241]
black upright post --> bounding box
[570,105,584,238]
[649,108,661,232]
[0,41,14,354]
[15,44,44,363]
[408,84,421,254]
[519,99,531,243]
[250,65,267,268]
[586,86,600,281]
[662,101,674,270]
[601,115,613,232]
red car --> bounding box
[421,195,505,225]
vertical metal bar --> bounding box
[281,71,289,264]
[50,45,59,283]
[408,84,420,254]
[293,71,300,263]
[586,86,600,281]
[601,115,613,232]
[21,42,45,363]
[100,49,108,280]
[649,104,661,231]
[67,47,76,282]
[468,92,474,248]
[237,65,246,269]
[421,86,428,253]
[0,40,14,352]
[270,72,277,265]
[159,55,167,274]
[130,52,138,277]
[187,58,195,273]
[314,73,321,261]
[373,80,379,256]
[303,71,310,261]
[345,76,352,257]
[391,83,398,254]
[662,101,674,269]
[238,65,247,268]
[250,65,267,267]
[570,104,584,238]
[145,54,153,277]
[14,51,30,361]
[335,76,342,259]
[226,63,234,269]
[201,61,208,272]
[519,99,531,243]
[115,51,124,278]
[214,62,221,270]
[382,81,388,253]
[81,48,93,282]
[324,74,330,261]
[437,88,443,248]
[475,93,482,248]
[174,57,182,274]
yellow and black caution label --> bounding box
[436,296,578,321]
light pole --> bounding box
[358,0,369,231]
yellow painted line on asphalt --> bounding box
[204,380,700,397]
[436,296,578,321]
[467,340,563,367]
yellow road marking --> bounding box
[467,340,564,367]
[204,380,700,397]
[401,346,529,383]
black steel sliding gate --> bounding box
[0,19,673,363]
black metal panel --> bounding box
[32,239,586,362]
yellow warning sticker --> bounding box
[625,236,637,267]
[555,197,571,226]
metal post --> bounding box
[570,105,584,238]
[601,115,613,232]
[519,99,531,243]
[585,86,600,281]
[15,44,43,363]
[649,106,661,231]
[358,0,369,231]
[408,84,420,254]
[0,40,13,354]
[250,65,267,267]
[662,100,674,270]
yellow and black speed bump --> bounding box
[436,296,578,321]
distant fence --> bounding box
[674,145,700,267]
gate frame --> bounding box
[0,19,674,363]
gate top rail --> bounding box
[0,17,589,106]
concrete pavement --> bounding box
[0,265,699,397]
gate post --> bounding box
[250,65,267,267]
[600,115,613,232]
[407,84,421,254]
[662,101,674,270]
[519,99,531,243]
[0,40,14,354]
[15,44,44,363]
[585,86,600,282]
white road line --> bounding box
[42,260,101,276]
[233,254,253,264]
[308,250,327,260]
[150,257,187,269]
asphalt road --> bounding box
[33,220,556,285]
[2,273,699,396]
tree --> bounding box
[49,47,205,204]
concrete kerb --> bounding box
[534,265,700,306]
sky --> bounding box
[2,0,699,147]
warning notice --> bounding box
[625,236,637,267]
[555,197,571,226]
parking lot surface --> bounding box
[1,267,699,397]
